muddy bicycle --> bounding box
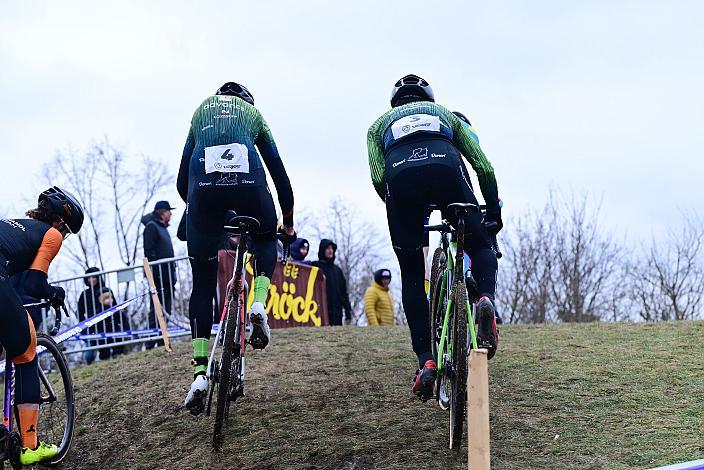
[206,214,293,449]
[426,203,501,450]
[0,301,74,468]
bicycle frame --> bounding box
[207,235,250,391]
[1,303,63,462]
[2,357,14,432]
[434,223,479,376]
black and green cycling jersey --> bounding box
[366,102,499,210]
[177,94,294,225]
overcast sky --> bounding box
[1,0,703,268]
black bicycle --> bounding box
[0,302,74,468]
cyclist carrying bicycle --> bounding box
[0,187,84,465]
[177,82,296,413]
[367,74,503,399]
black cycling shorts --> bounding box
[186,185,277,262]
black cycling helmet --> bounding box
[390,74,435,108]
[453,111,472,126]
[38,186,84,234]
[216,82,254,105]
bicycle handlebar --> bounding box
[22,301,69,336]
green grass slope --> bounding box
[63,321,703,469]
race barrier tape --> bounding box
[1,293,147,376]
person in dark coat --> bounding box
[142,200,176,349]
[290,238,310,262]
[77,267,129,363]
[311,239,352,326]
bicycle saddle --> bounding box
[224,215,260,232]
[446,202,479,214]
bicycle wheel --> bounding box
[212,277,242,449]
[35,333,75,464]
[448,280,469,450]
[428,248,446,358]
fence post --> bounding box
[468,348,490,469]
[143,258,172,352]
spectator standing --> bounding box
[311,239,352,325]
[77,267,129,363]
[290,238,310,262]
[142,200,176,349]
[364,269,395,326]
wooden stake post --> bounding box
[468,348,490,469]
[142,257,172,352]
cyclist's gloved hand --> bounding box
[278,226,297,244]
[484,209,503,234]
[49,286,66,309]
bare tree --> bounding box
[498,206,557,324]
[631,215,704,321]
[41,139,173,281]
[498,192,627,323]
[97,140,171,267]
[550,194,623,322]
[44,147,106,269]
[308,197,389,325]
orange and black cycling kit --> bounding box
[0,218,62,406]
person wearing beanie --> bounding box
[364,269,395,326]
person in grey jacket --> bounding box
[142,200,176,348]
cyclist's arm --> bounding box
[364,287,379,326]
[366,120,386,201]
[448,112,500,211]
[23,227,62,299]
[255,114,294,228]
[177,126,195,203]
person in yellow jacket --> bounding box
[364,269,395,326]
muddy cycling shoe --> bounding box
[20,442,58,465]
[248,302,270,350]
[476,296,499,360]
[184,375,208,415]
[411,360,437,401]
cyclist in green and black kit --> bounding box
[367,74,503,399]
[177,82,296,413]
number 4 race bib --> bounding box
[204,143,250,174]
[391,113,441,140]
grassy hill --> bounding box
[62,321,703,469]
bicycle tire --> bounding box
[36,333,75,465]
[448,280,469,450]
[212,264,243,449]
[428,248,446,358]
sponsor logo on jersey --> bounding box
[203,100,243,112]
[1,219,26,231]
[392,159,406,168]
[202,124,214,131]
[431,153,446,158]
[241,179,255,184]
[198,181,212,187]
[409,147,428,161]
[215,174,238,186]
